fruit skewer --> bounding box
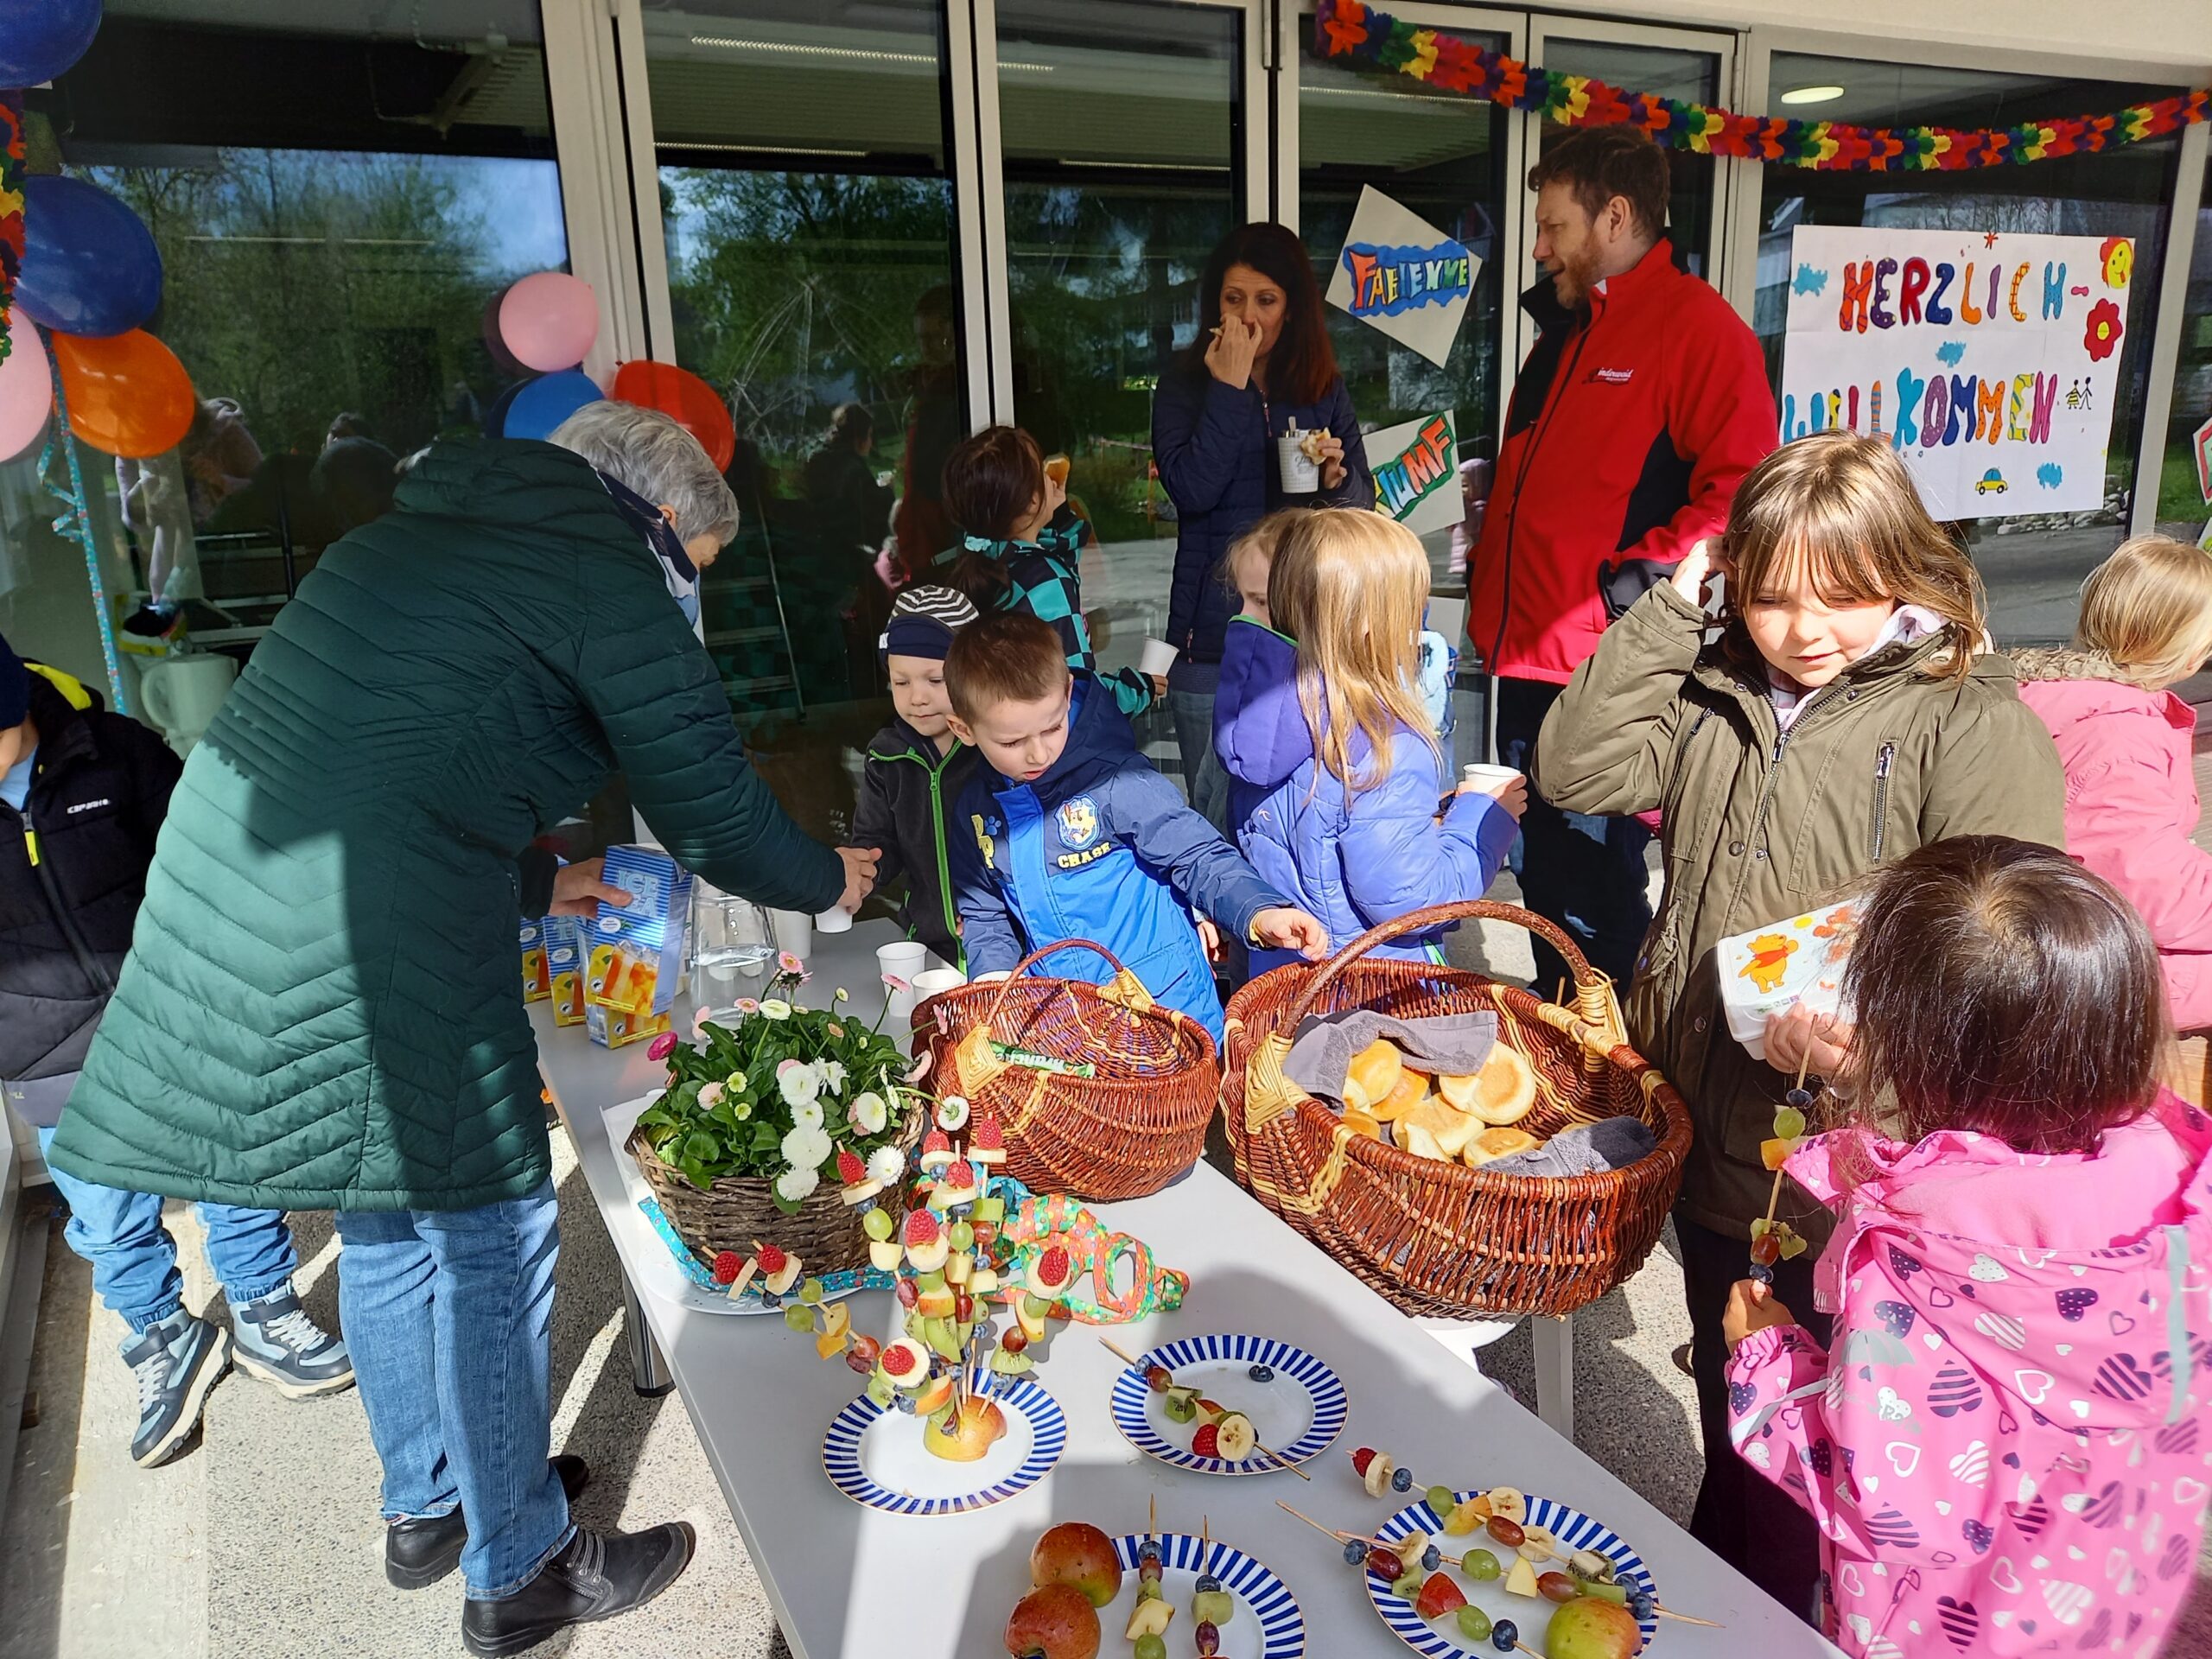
[1275,1503,1542,1655]
[1279,1500,1723,1630]
[1097,1336,1311,1479]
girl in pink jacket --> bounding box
[1726,837,2211,1659]
[2017,534,2212,1033]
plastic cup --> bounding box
[770,909,813,958]
[815,906,854,935]
[1276,433,1321,494]
[1461,763,1523,798]
[913,967,966,998]
[877,940,928,983]
[1139,638,1179,678]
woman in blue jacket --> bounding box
[1151,223,1373,831]
[1215,510,1522,973]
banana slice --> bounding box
[1516,1522,1558,1561]
[1363,1452,1397,1498]
[1215,1412,1257,1462]
[1486,1484,1527,1522]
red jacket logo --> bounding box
[1591,367,1635,384]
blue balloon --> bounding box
[0,0,102,87]
[17,175,162,338]
[501,370,601,442]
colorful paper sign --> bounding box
[1325,187,1478,369]
[1778,226,2133,521]
[2194,411,2212,505]
[1365,410,1464,538]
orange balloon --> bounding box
[611,359,735,473]
[50,327,196,458]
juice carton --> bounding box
[587,1002,673,1051]
[519,915,552,1002]
[583,844,694,1020]
[1718,900,1857,1061]
[545,913,587,1027]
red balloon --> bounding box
[611,359,735,473]
[49,328,196,459]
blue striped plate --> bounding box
[1109,1333,1347,1476]
[1363,1491,1660,1655]
[1108,1532,1305,1658]
[821,1375,1065,1515]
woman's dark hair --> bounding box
[1180,223,1338,406]
[940,424,1045,607]
[827,402,874,448]
[1839,836,2165,1155]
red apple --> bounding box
[1004,1582,1102,1659]
[1547,1595,1643,1659]
[1029,1521,1123,1608]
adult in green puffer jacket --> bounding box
[52,405,874,1655]
[1530,430,2064,1624]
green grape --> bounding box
[1456,1605,1493,1643]
[1773,1105,1807,1141]
[1462,1548,1503,1582]
[1134,1637,1167,1659]
[948,1220,976,1251]
[1426,1484,1456,1515]
[799,1277,826,1305]
[781,1305,814,1332]
[861,1208,894,1242]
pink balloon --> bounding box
[498,271,599,372]
[0,326,54,462]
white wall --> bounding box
[1596,0,2211,77]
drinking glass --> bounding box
[690,885,775,988]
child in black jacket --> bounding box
[850,586,982,963]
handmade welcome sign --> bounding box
[1365,410,1463,538]
[1325,187,1477,368]
[1779,226,2131,521]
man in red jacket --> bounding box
[1470,125,1775,993]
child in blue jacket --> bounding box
[937,425,1153,719]
[944,613,1326,1040]
[1215,509,1524,974]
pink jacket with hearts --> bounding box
[1726,1092,2212,1658]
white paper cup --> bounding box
[770,909,812,958]
[1276,435,1321,494]
[1461,763,1524,798]
[1139,638,1179,678]
[877,940,928,982]
[815,906,854,934]
[885,984,918,1021]
[913,967,966,997]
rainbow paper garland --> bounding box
[0,92,25,366]
[1314,0,2208,172]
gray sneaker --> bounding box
[122,1310,231,1468]
[230,1287,354,1399]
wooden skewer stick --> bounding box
[1096,1335,1311,1479]
[1275,1501,1357,1544]
[1148,1493,1157,1541]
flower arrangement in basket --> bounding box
[626,956,927,1280]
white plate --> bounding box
[1110,1333,1348,1475]
[823,1376,1065,1515]
[1090,1531,1306,1658]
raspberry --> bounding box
[710,1250,743,1285]
[971,1116,1005,1147]
[945,1160,976,1188]
[903,1209,940,1244]
[921,1128,951,1155]
[1040,1244,1071,1282]
[836,1149,867,1185]
[755,1244,788,1276]
[1352,1447,1377,1475]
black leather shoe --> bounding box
[385,1455,590,1590]
[461,1522,696,1656]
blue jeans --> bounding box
[37,1125,296,1332]
[1167,684,1230,836]
[1496,676,1653,994]
[336,1182,569,1599]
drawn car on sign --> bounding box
[1974,467,2007,496]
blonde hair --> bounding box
[2074,535,2212,691]
[1720,430,1984,684]
[1220,510,1300,601]
[1267,508,1436,793]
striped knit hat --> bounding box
[880,584,979,662]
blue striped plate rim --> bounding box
[1112,1531,1306,1657]
[820,1376,1065,1515]
[1363,1491,1660,1654]
[1109,1332,1347,1476]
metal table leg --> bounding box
[1533,1313,1574,1442]
[621,1269,675,1398]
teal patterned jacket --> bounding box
[938,520,1154,718]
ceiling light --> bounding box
[1779,85,1846,105]
[688,35,1051,71]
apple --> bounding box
[1004,1582,1101,1659]
[1030,1521,1123,1608]
[923,1395,1007,1462]
[1547,1595,1643,1659]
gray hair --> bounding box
[547,400,740,548]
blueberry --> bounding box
[1491,1618,1518,1651]
[1248,1363,1274,1382]
[1196,1573,1220,1594]
[1784,1086,1814,1109]
[894,1392,917,1414]
[1391,1467,1414,1491]
[1138,1541,1161,1566]
[1421,1545,1441,1571]
[1748,1262,1776,1285]
[1343,1540,1368,1566]
[1628,1592,1655,1620]
[760,1289,781,1307]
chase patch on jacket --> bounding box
[1056,796,1101,850]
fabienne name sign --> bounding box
[1779,226,2133,520]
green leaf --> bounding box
[682,1128,721,1166]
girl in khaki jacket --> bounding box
[1531,430,2064,1622]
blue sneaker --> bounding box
[229,1287,354,1399]
[122,1310,231,1468]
